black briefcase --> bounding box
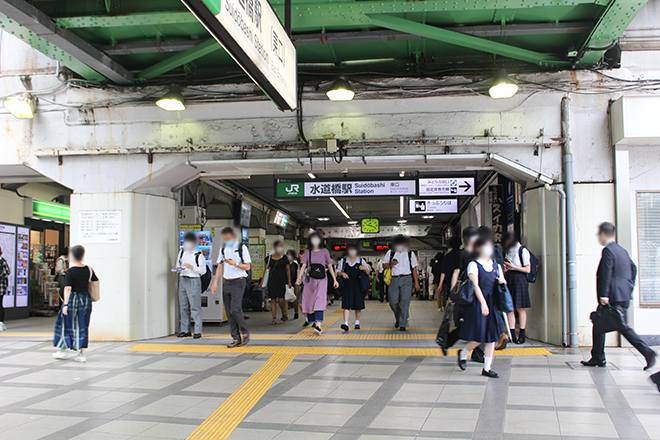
[590,304,627,334]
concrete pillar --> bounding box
[70,193,178,341]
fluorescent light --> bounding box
[397,219,408,224]
[489,69,518,99]
[4,93,35,119]
[326,77,355,101]
[422,215,435,219]
[348,220,358,225]
[399,196,404,218]
[156,86,185,111]
[399,171,405,177]
[308,173,317,179]
[317,217,330,221]
[330,197,350,219]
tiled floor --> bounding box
[0,300,658,440]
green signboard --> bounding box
[32,199,70,222]
[276,182,304,198]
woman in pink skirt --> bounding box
[297,231,339,335]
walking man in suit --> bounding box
[581,222,657,370]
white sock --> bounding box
[484,356,493,372]
[460,349,469,361]
[344,321,349,326]
[355,320,360,325]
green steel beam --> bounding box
[135,38,220,81]
[576,0,649,65]
[366,14,570,67]
[55,0,608,29]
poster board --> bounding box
[249,244,266,279]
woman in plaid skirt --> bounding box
[53,245,98,363]
[503,232,531,344]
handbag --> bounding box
[88,266,100,302]
[590,304,627,334]
[284,285,296,302]
[449,270,474,306]
[494,266,514,313]
[261,257,270,286]
[435,303,454,351]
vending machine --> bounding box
[179,229,222,323]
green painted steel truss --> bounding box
[0,0,649,84]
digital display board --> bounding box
[271,210,290,228]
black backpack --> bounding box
[178,250,213,293]
[519,246,539,283]
[221,242,252,282]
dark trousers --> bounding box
[591,301,655,362]
[223,279,250,341]
[0,296,4,321]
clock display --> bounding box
[361,218,380,234]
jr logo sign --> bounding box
[276,182,303,197]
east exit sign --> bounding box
[182,0,297,110]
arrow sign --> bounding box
[419,178,475,196]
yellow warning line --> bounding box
[0,332,52,337]
[129,343,552,357]
[183,333,437,340]
[187,352,295,440]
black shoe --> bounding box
[457,350,467,370]
[510,330,518,344]
[516,329,526,344]
[581,359,607,367]
[313,324,323,335]
[355,324,360,330]
[643,352,657,371]
[650,371,660,393]
[303,321,310,327]
[193,333,202,339]
[399,326,406,331]
[293,313,299,320]
[176,332,192,338]
[341,324,349,332]
[481,369,500,378]
[395,320,399,328]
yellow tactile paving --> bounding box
[0,332,52,337]
[129,343,552,357]
[174,333,436,340]
[186,352,295,440]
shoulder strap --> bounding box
[178,249,184,265]
[518,245,525,264]
[87,265,93,282]
[408,251,413,268]
[195,251,202,266]
[239,243,247,264]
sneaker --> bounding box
[0,322,5,331]
[302,321,310,327]
[313,324,323,335]
[340,324,349,332]
[53,349,68,360]
[74,353,87,363]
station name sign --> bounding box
[409,199,458,214]
[276,180,417,198]
[182,0,297,110]
[419,177,475,196]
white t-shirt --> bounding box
[467,258,504,278]
[505,242,530,268]
[177,249,207,278]
[217,242,252,279]
[384,249,418,276]
[338,257,368,272]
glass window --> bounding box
[637,192,660,306]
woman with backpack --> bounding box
[503,231,531,344]
[336,243,371,332]
[53,245,98,363]
[458,235,506,378]
[297,231,339,335]
[262,241,291,325]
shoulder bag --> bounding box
[88,266,100,302]
[449,267,474,306]
[494,265,514,313]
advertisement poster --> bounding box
[249,244,266,279]
[179,230,213,268]
[15,227,29,307]
[0,224,16,308]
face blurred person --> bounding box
[262,240,292,324]
[502,231,532,344]
[287,250,302,319]
[175,232,206,339]
[336,243,371,332]
[382,235,420,331]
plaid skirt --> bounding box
[53,292,92,350]
[505,270,531,309]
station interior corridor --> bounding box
[0,300,658,440]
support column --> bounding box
[614,145,633,328]
[70,192,178,341]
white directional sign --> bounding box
[182,0,297,110]
[419,178,475,196]
[409,199,459,214]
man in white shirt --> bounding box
[382,235,420,331]
[211,227,252,348]
[175,232,207,339]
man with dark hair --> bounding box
[212,227,252,348]
[382,234,419,331]
[175,232,206,339]
[581,222,656,369]
[437,236,461,306]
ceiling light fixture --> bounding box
[330,197,350,219]
[3,93,35,119]
[489,69,518,99]
[156,86,186,111]
[348,220,358,225]
[317,217,330,221]
[397,219,408,224]
[399,171,406,177]
[422,215,435,219]
[308,172,317,179]
[399,196,404,218]
[326,77,355,102]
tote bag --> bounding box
[88,266,100,302]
